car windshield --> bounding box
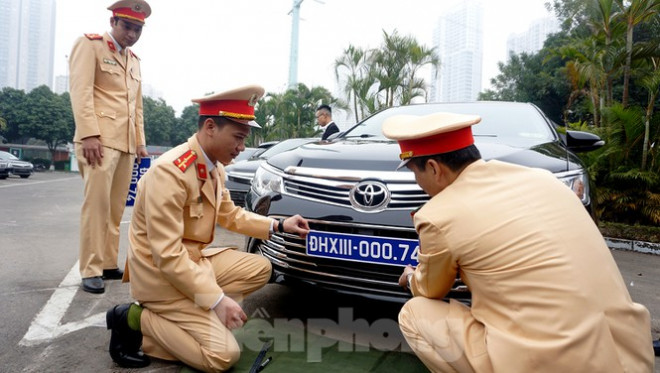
[0,151,19,160]
[343,102,556,147]
[253,138,317,160]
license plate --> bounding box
[306,230,419,267]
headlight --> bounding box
[556,170,590,205]
[251,164,284,196]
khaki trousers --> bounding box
[140,249,272,373]
[76,145,134,278]
[399,298,493,373]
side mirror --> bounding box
[566,130,605,153]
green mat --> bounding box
[226,319,429,373]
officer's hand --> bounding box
[398,265,415,289]
[213,296,247,330]
[283,214,310,238]
[81,136,104,168]
[136,145,148,163]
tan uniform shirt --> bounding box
[69,32,144,153]
[411,160,653,372]
[126,135,274,310]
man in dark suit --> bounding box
[316,104,339,140]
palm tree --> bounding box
[638,56,660,171]
[613,0,660,107]
[334,45,368,123]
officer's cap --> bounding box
[382,112,481,170]
[192,85,265,128]
[107,0,151,24]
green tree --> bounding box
[20,85,74,159]
[478,42,570,124]
[334,45,370,123]
[334,30,439,119]
[638,56,660,171]
[0,87,28,143]
[172,104,199,145]
[143,96,177,146]
[249,83,344,146]
[613,0,660,107]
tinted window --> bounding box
[343,102,556,147]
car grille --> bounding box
[281,167,428,211]
[255,217,468,299]
[229,190,247,207]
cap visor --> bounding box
[225,117,261,128]
[396,158,410,170]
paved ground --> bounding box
[1,171,658,372]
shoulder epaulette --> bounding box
[129,49,140,60]
[84,33,103,40]
[173,150,197,173]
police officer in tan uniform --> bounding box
[69,0,150,294]
[382,113,655,372]
[105,85,310,370]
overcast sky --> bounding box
[53,0,553,115]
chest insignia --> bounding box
[197,163,208,180]
[103,58,117,66]
[173,150,197,173]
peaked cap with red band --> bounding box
[382,112,481,170]
[191,85,265,128]
[107,0,151,24]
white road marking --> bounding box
[19,261,105,346]
[0,176,79,189]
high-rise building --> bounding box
[54,74,68,94]
[507,16,559,57]
[0,0,56,92]
[430,0,483,103]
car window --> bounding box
[0,151,19,160]
[343,102,556,147]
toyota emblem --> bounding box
[349,180,390,212]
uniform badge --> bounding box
[107,40,116,52]
[84,33,103,40]
[173,150,197,172]
[197,163,208,179]
[248,93,259,107]
[103,58,117,66]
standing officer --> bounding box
[105,85,310,370]
[382,113,654,372]
[69,0,151,294]
[316,104,340,140]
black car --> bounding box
[245,102,604,302]
[0,151,34,179]
[225,138,318,207]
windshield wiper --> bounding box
[343,134,376,139]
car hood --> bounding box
[225,158,265,174]
[267,139,584,174]
[7,160,33,167]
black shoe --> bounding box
[103,268,124,280]
[653,339,660,357]
[106,303,150,368]
[81,276,105,294]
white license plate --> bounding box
[305,230,419,267]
